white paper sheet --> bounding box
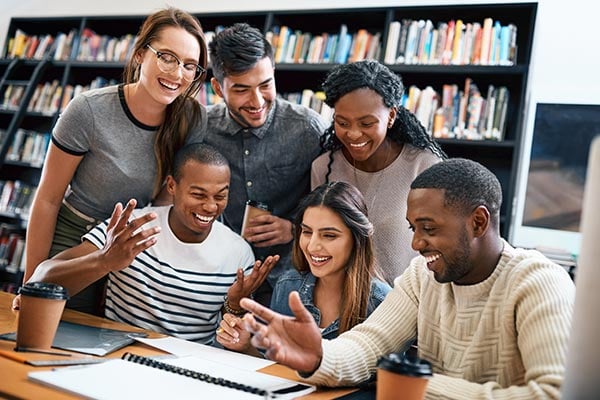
[134,336,275,370]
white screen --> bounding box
[562,136,600,398]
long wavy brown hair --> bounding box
[292,181,380,334]
[123,7,208,198]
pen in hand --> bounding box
[14,347,72,357]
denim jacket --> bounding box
[270,269,391,339]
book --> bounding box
[29,352,316,399]
[0,320,148,356]
[384,20,401,64]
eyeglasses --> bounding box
[146,44,205,82]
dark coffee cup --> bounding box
[17,282,69,349]
[376,352,432,400]
[241,200,271,240]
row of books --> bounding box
[266,24,381,65]
[77,28,137,62]
[0,224,25,276]
[404,78,509,141]
[5,129,50,167]
[0,180,36,218]
[280,79,508,141]
[384,18,517,66]
[1,76,117,116]
[281,89,334,121]
[4,28,78,61]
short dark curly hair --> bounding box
[320,60,446,181]
[411,158,502,227]
[208,23,274,83]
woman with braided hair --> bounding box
[312,60,446,284]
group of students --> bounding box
[14,7,575,399]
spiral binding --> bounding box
[121,352,269,397]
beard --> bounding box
[434,227,472,284]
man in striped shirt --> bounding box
[30,143,278,344]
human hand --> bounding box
[11,294,20,310]
[216,313,253,353]
[100,199,161,273]
[226,255,279,309]
[244,215,293,247]
[241,291,323,374]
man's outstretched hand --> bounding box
[241,291,323,374]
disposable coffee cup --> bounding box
[376,352,432,400]
[16,282,69,350]
[241,200,271,240]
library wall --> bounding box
[1,0,598,116]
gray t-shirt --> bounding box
[52,84,205,220]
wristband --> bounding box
[223,295,246,317]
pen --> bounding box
[0,349,28,363]
[14,346,72,356]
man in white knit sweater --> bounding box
[240,158,575,399]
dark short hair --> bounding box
[208,23,274,82]
[410,158,502,226]
[172,143,229,181]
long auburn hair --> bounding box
[123,7,208,197]
[292,181,378,334]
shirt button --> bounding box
[244,149,250,156]
[246,181,253,187]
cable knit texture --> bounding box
[304,240,575,399]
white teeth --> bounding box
[159,79,178,90]
[311,255,330,263]
[424,253,441,263]
[194,213,214,223]
[350,142,368,148]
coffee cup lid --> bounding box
[246,200,270,211]
[18,282,69,300]
[377,352,432,377]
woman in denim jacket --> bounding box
[217,181,391,354]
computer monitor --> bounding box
[561,136,600,399]
[510,101,600,256]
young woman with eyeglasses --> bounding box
[15,7,208,315]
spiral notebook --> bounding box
[28,352,316,399]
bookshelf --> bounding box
[0,3,537,291]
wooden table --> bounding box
[0,291,354,399]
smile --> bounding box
[423,253,441,267]
[243,106,265,115]
[349,141,368,148]
[310,255,332,264]
[158,78,179,90]
[193,213,214,223]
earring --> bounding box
[388,120,394,128]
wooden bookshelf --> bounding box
[0,3,537,291]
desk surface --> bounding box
[0,291,353,399]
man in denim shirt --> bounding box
[203,23,326,305]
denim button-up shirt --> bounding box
[203,98,326,284]
[270,269,391,339]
